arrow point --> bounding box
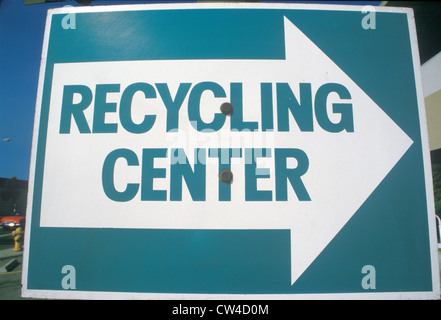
[290,229,317,286]
[283,16,304,63]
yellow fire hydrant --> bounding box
[12,227,23,252]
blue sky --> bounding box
[0,0,381,181]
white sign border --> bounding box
[21,2,440,300]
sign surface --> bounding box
[22,3,440,299]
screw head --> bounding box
[220,102,234,116]
[219,169,233,184]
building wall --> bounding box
[422,51,441,153]
[426,89,441,151]
[0,177,28,216]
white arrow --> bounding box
[41,16,413,286]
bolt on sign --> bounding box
[22,3,440,299]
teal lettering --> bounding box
[261,83,274,131]
[102,148,139,202]
[101,147,310,203]
[59,85,93,134]
[277,83,313,132]
[93,84,119,133]
[60,82,355,134]
[230,83,258,131]
[188,82,226,132]
[156,83,191,132]
[208,148,242,201]
[170,148,206,201]
[120,82,157,134]
[141,148,167,201]
[275,148,311,201]
[315,83,354,133]
[245,148,272,201]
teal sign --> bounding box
[22,3,440,299]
